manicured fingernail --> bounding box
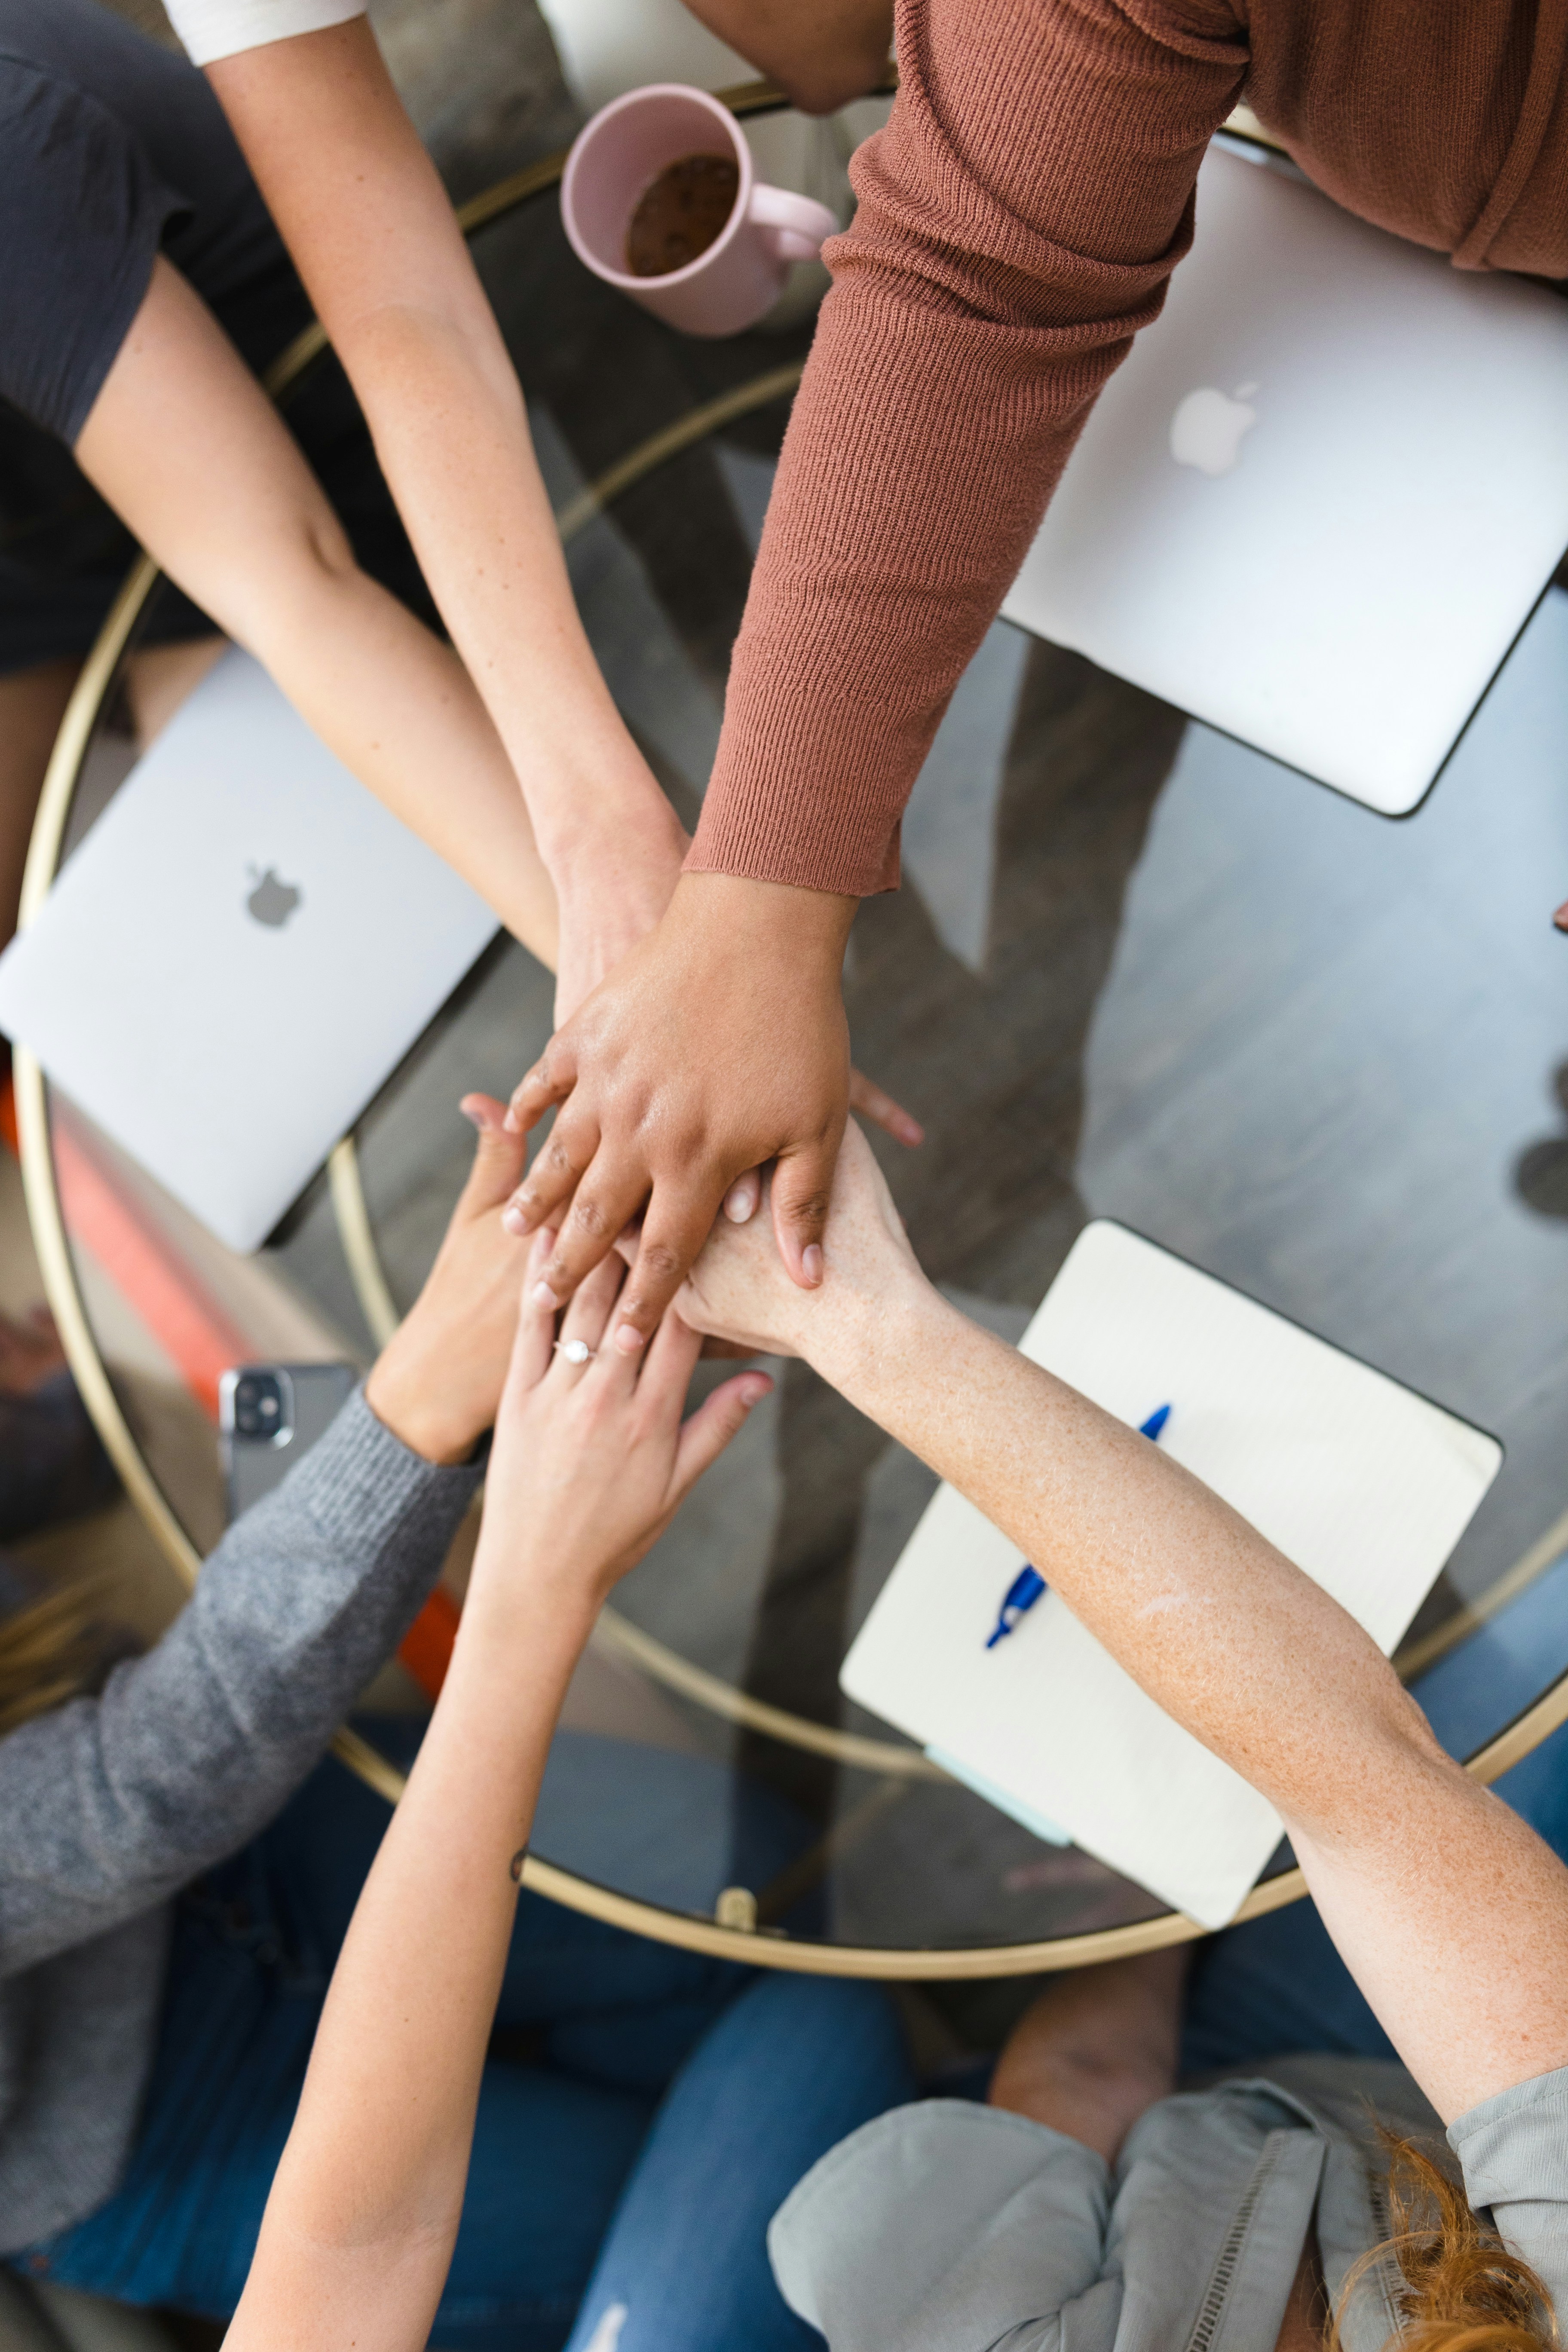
[531,1281,560,1309]
[742,1376,772,1406]
[724,1185,755,1223]
[613,1322,645,1355]
[802,1244,824,1285]
[460,1102,486,1130]
[503,1205,533,1236]
[503,1106,522,1133]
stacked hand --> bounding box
[472,1236,772,1619]
[362,898,920,1534]
[360,1086,775,1592]
[504,871,921,1364]
[674,1117,924,1365]
[363,1093,529,1464]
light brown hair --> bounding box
[1332,2136,1557,2352]
[0,1574,109,1735]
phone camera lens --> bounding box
[233,1371,290,1442]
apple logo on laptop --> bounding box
[246,864,302,928]
[1170,382,1260,477]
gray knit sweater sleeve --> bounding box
[0,1387,481,1980]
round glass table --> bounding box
[17,92,1568,1978]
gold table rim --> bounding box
[16,89,1568,1978]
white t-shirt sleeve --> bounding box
[164,0,367,67]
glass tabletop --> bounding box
[22,102,1568,1974]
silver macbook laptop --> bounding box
[1001,142,1568,815]
[0,649,499,1251]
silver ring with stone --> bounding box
[554,1337,595,1365]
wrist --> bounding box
[441,1578,593,1745]
[542,776,686,895]
[667,870,856,971]
[364,1343,484,1468]
[462,1534,602,1651]
[805,1262,947,1399]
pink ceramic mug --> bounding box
[561,84,838,338]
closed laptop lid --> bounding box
[0,649,499,1251]
[1001,144,1568,815]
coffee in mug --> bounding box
[627,153,740,279]
[561,84,839,339]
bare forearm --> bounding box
[230,1578,592,2350]
[334,306,673,880]
[293,1585,582,2219]
[813,1275,1428,1836]
[233,555,560,960]
[808,1270,1568,2115]
[76,257,559,962]
[207,25,680,904]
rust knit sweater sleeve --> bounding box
[687,0,1250,895]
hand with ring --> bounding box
[471,1236,774,1621]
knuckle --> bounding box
[639,1242,682,1285]
[786,1189,832,1229]
[570,1194,609,1240]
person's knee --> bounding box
[737,1974,913,2100]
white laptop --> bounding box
[841,1222,1502,1927]
[1001,143,1568,815]
[0,649,499,1251]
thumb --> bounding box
[771,1134,839,1289]
[505,1034,578,1136]
[672,1370,773,1497]
[459,1094,528,1211]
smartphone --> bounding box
[219,1361,359,1523]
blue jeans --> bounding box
[19,1725,914,2351]
[1183,1553,1568,2072]
[559,1972,912,2352]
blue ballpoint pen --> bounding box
[984,1403,1173,1648]
[985,1564,1046,1648]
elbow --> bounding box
[779,72,880,118]
[299,507,358,588]
[213,504,358,657]
[1280,1686,1457,1853]
[774,45,891,115]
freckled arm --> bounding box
[805,1272,1568,2123]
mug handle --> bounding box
[747,183,839,265]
